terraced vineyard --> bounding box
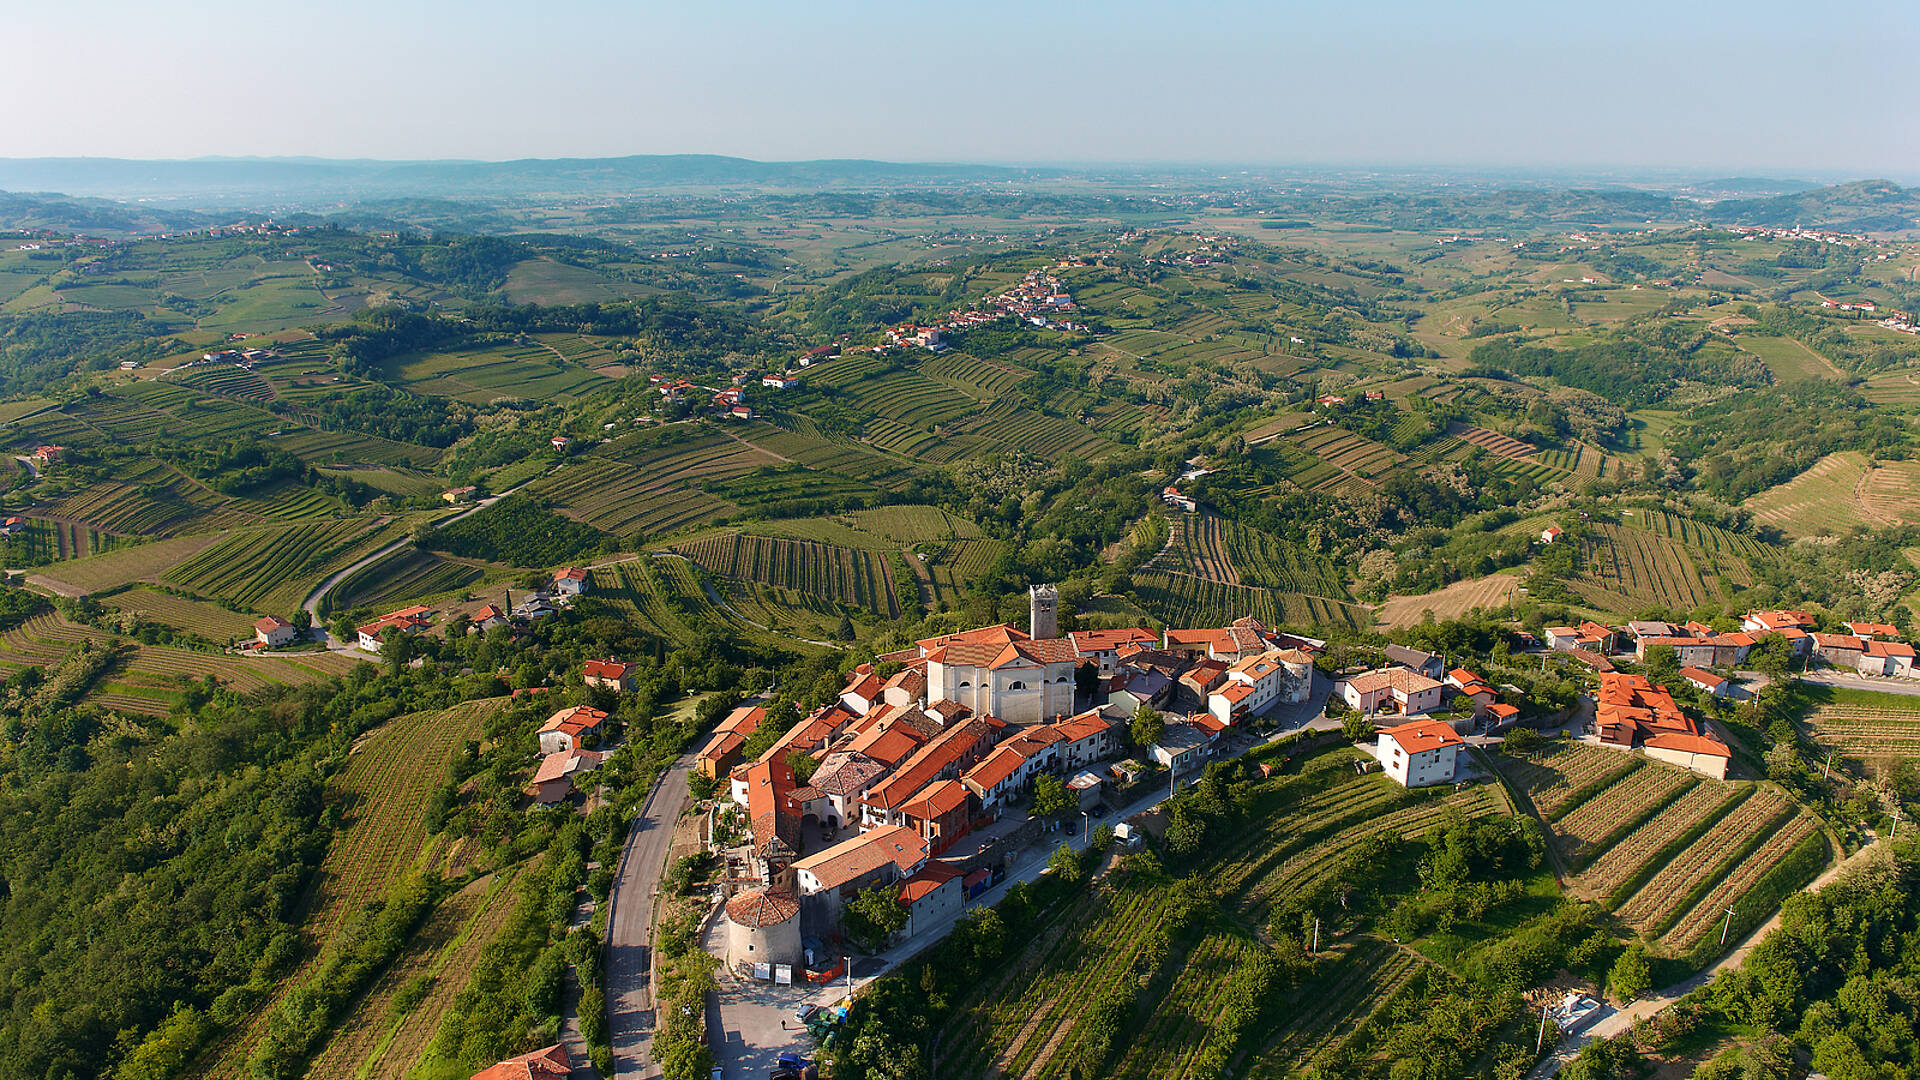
[593,556,805,653]
[532,457,735,537]
[1148,515,1352,600]
[99,586,261,640]
[1504,744,1830,958]
[916,351,1033,396]
[164,517,408,613]
[1571,523,1751,613]
[1497,741,1639,820]
[1285,426,1401,480]
[1132,568,1370,631]
[1622,508,1779,564]
[1797,697,1920,759]
[671,532,902,617]
[0,612,356,715]
[201,699,505,1079]
[936,756,1496,1080]
[331,547,487,613]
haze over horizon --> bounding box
[8,0,1917,179]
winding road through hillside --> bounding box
[607,750,697,1079]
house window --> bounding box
[1010,681,1027,690]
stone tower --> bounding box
[1029,583,1059,640]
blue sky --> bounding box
[6,0,1916,176]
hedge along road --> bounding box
[297,476,546,648]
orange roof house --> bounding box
[470,1044,570,1080]
[1379,718,1464,755]
[538,705,609,754]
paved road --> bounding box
[608,751,697,1079]
[1798,671,1920,696]
[296,485,532,650]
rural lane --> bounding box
[1797,671,1920,697]
[1528,835,1891,1078]
[607,750,697,1079]
[296,484,529,645]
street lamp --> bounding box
[1081,810,1090,842]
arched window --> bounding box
[1009,680,1027,691]
[958,680,971,688]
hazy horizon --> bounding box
[8,0,1918,177]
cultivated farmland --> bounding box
[1375,572,1520,628]
[935,752,1500,1080]
[1744,451,1920,536]
[165,517,412,614]
[1799,694,1920,759]
[1570,523,1753,613]
[670,532,903,618]
[202,698,505,1079]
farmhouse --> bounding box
[469,1044,571,1080]
[471,604,509,631]
[1635,635,1718,669]
[1206,650,1307,726]
[1445,668,1497,716]
[538,705,609,755]
[31,445,62,464]
[0,517,22,537]
[442,485,478,504]
[762,374,799,389]
[1810,633,1867,669]
[583,657,636,691]
[1377,719,1463,788]
[1541,525,1564,544]
[1860,639,1917,677]
[355,605,432,652]
[1743,610,1815,634]
[552,567,590,596]
[252,615,296,648]
[1591,673,1729,779]
[1847,622,1902,640]
[897,862,965,937]
[550,436,571,452]
[1338,667,1443,717]
[531,748,603,804]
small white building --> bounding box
[253,615,297,648]
[1376,719,1464,788]
[1541,525,1564,544]
[552,567,590,596]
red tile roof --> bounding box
[1678,667,1726,687]
[1868,640,1917,658]
[899,778,970,820]
[1643,731,1731,757]
[725,888,799,928]
[898,861,963,905]
[793,824,926,890]
[1380,719,1463,754]
[583,658,632,680]
[470,1044,571,1080]
[540,705,608,738]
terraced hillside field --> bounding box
[1745,451,1920,536]
[935,753,1502,1080]
[0,612,356,715]
[200,699,506,1079]
[1132,569,1370,632]
[1502,742,1830,958]
[670,532,903,618]
[164,517,413,615]
[1799,691,1920,760]
[1375,572,1520,628]
[1146,515,1353,600]
[1569,523,1754,613]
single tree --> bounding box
[1032,773,1076,818]
[1341,713,1374,742]
[841,885,908,952]
[1608,943,1651,1003]
[1131,705,1165,749]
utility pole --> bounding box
[1535,1003,1549,1054]
[1720,907,1737,946]
[1312,917,1320,955]
[1823,749,1835,782]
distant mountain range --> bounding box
[0,157,1914,237]
[0,155,1057,204]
